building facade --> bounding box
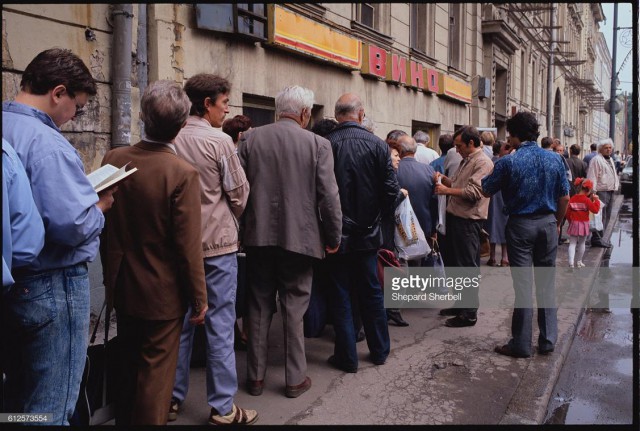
[2,3,613,171]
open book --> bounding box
[87,162,138,193]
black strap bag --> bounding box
[71,301,118,425]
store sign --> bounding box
[361,43,471,104]
[268,5,361,69]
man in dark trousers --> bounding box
[566,144,588,196]
[434,126,493,328]
[324,93,404,373]
[238,85,342,398]
[482,111,569,358]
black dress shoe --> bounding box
[494,344,530,358]
[444,316,477,327]
[387,309,409,326]
[327,355,357,373]
[537,346,555,355]
[439,307,459,317]
[590,240,612,248]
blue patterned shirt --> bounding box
[482,141,570,215]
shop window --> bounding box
[243,94,275,127]
[411,4,435,57]
[411,120,440,150]
[195,4,267,41]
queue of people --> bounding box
[2,48,619,426]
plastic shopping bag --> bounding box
[589,203,604,231]
[394,197,430,260]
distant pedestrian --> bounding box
[583,143,598,166]
[485,140,511,267]
[222,114,252,145]
[565,178,600,269]
[430,133,454,175]
[479,130,495,160]
[586,138,619,248]
[239,85,342,398]
[413,130,439,164]
[482,111,570,358]
[566,144,588,196]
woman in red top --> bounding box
[565,178,601,268]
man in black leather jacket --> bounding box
[324,93,405,373]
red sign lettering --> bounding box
[426,69,439,93]
[408,61,424,89]
[387,54,407,84]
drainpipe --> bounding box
[546,3,556,136]
[111,4,134,148]
[136,4,148,138]
[608,3,618,141]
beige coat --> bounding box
[238,118,342,259]
[174,116,249,257]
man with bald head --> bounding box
[324,93,404,373]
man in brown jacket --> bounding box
[238,85,342,398]
[100,80,207,425]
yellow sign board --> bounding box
[268,5,361,69]
[438,74,472,104]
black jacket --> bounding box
[326,121,402,253]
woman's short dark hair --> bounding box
[506,112,540,143]
[183,74,231,117]
[222,115,252,143]
[453,125,481,147]
[311,118,338,138]
[20,48,97,96]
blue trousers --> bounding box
[505,214,558,356]
[2,263,90,425]
[172,253,238,415]
[327,251,390,369]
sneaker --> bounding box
[168,397,180,422]
[209,404,258,425]
[576,261,585,268]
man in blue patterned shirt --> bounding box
[482,112,569,358]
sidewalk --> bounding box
[164,196,624,426]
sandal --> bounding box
[486,258,497,267]
[209,404,258,425]
[500,260,510,267]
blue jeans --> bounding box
[327,251,390,369]
[2,263,90,425]
[505,214,558,356]
[172,254,237,415]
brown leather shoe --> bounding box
[285,376,311,398]
[247,379,264,396]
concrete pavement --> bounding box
[166,195,625,426]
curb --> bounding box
[499,194,625,424]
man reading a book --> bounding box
[2,48,116,425]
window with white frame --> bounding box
[448,4,463,71]
[411,3,435,57]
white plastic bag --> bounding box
[589,202,604,231]
[436,177,447,235]
[394,197,431,260]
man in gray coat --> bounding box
[238,85,342,398]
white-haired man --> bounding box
[413,130,439,165]
[238,86,342,398]
[586,138,619,248]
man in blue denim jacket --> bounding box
[2,48,116,425]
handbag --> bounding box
[394,197,431,261]
[422,239,448,294]
[71,301,118,425]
